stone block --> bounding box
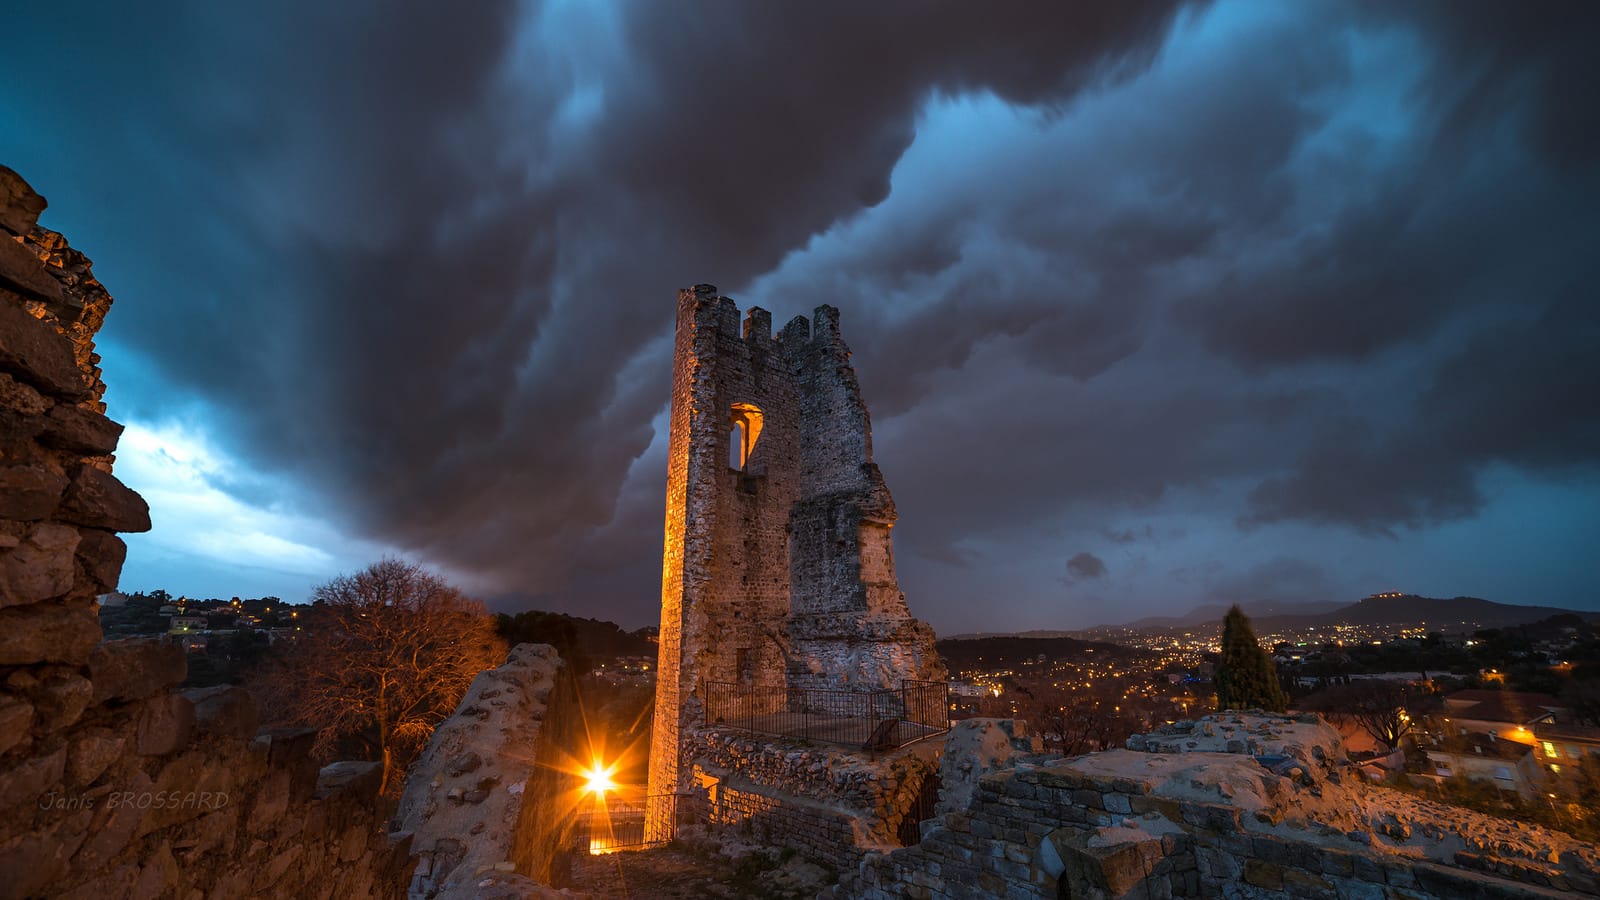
[261,726,320,801]
[1330,877,1385,900]
[12,668,93,732]
[1381,861,1415,889]
[0,521,80,607]
[90,638,187,703]
[0,600,101,665]
[0,230,63,303]
[54,864,138,900]
[66,727,125,785]
[0,743,64,811]
[130,842,178,900]
[75,528,127,594]
[1321,848,1356,877]
[247,770,291,834]
[41,403,123,455]
[139,749,237,835]
[1054,827,1172,899]
[134,693,195,755]
[0,696,34,755]
[0,832,74,900]
[1071,788,1103,809]
[315,760,385,803]
[339,819,369,851]
[0,165,46,235]
[0,464,68,521]
[1243,859,1284,890]
[0,300,87,399]
[183,684,259,739]
[73,770,152,870]
[1195,846,1241,881]
[56,465,151,533]
[1283,867,1337,899]
[0,371,48,416]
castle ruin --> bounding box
[646,285,943,813]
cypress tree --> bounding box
[1215,605,1289,712]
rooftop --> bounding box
[1442,690,1565,725]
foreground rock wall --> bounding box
[511,659,586,887]
[852,713,1600,899]
[0,165,411,900]
[398,643,566,898]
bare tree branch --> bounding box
[251,558,506,794]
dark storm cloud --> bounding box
[1,0,1197,621]
[1065,552,1108,581]
[6,0,1597,627]
[1102,528,1149,546]
[744,0,1600,572]
[1204,557,1334,606]
[1246,295,1600,532]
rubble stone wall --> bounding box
[0,165,412,900]
[511,657,585,887]
[714,781,864,869]
[691,726,937,845]
[648,285,942,812]
[397,643,571,898]
[851,714,1600,899]
[688,725,940,869]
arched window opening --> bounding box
[729,403,763,470]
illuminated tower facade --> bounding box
[645,285,942,829]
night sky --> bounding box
[2,2,1596,633]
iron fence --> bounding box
[575,793,699,854]
[703,679,950,750]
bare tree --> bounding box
[254,558,506,794]
[1305,680,1420,750]
[1010,682,1142,757]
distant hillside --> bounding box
[1293,595,1587,630]
[1111,595,1589,633]
[495,610,656,673]
[937,635,1153,670]
[1120,600,1346,629]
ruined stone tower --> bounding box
[646,285,943,807]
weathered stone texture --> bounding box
[647,286,944,823]
[0,164,412,900]
[849,713,1600,899]
[397,643,570,898]
[687,724,941,863]
[0,298,89,401]
[0,166,45,237]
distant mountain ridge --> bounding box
[935,634,1152,669]
[1088,594,1590,633]
[1120,600,1347,629]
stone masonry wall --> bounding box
[689,725,940,858]
[648,285,943,816]
[0,165,412,900]
[784,305,941,694]
[850,713,1600,899]
[711,782,865,870]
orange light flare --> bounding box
[584,760,618,797]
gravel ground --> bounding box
[569,838,834,899]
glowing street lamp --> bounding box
[583,761,617,796]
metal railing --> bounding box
[703,679,950,750]
[575,793,699,854]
